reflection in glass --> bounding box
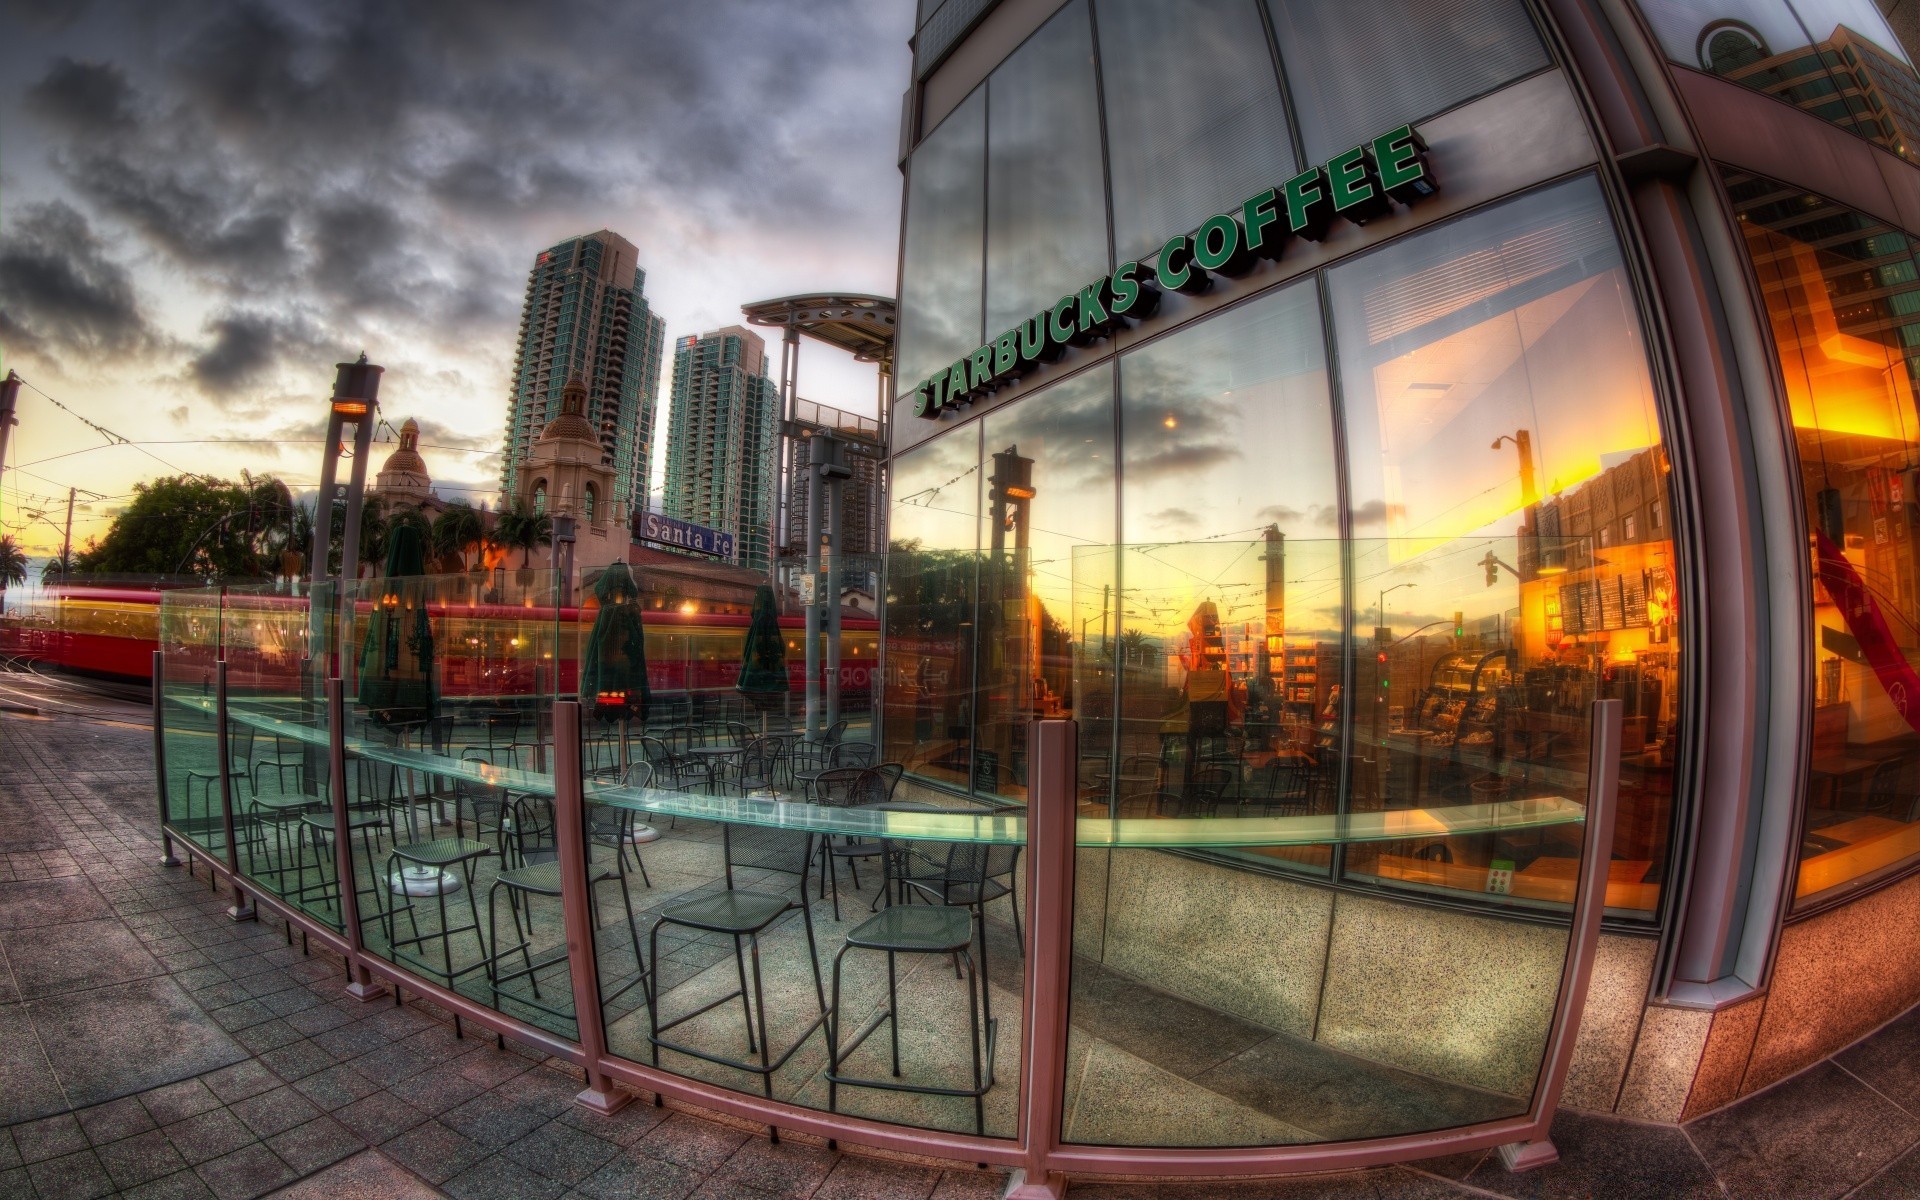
[985,0,1110,335]
[885,428,983,790]
[1267,0,1547,164]
[974,367,1117,805]
[897,90,986,399]
[1637,0,1920,159]
[1726,170,1920,907]
[1327,177,1681,917]
[1096,0,1297,263]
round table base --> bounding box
[628,825,662,844]
[390,866,462,896]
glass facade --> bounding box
[897,90,987,397]
[1725,168,1920,908]
[1636,0,1920,159]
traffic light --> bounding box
[1377,649,1388,690]
[1454,610,1464,638]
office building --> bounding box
[660,326,780,570]
[784,398,884,559]
[499,230,666,520]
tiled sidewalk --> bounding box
[10,704,1920,1199]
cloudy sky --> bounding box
[0,0,912,555]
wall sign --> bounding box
[636,511,736,559]
[910,123,1439,420]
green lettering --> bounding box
[1049,295,1078,347]
[1156,233,1209,296]
[945,360,970,403]
[1370,124,1437,205]
[1019,312,1058,365]
[968,345,994,391]
[1242,187,1285,260]
[1074,280,1112,342]
[1109,261,1160,321]
[913,380,935,417]
[1327,146,1390,224]
[1283,166,1333,242]
[993,330,1021,378]
[1192,212,1253,276]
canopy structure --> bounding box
[740,293,896,368]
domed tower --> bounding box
[371,417,432,504]
[516,374,621,580]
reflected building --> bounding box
[881,0,1920,1153]
[661,327,780,571]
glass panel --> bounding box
[974,366,1116,806]
[1636,0,1920,159]
[897,90,986,401]
[1115,280,1342,847]
[159,587,228,859]
[336,571,575,1037]
[984,0,1110,335]
[1267,0,1548,164]
[884,427,984,790]
[1327,176,1682,918]
[1723,169,1920,908]
[1096,0,1297,264]
[1063,536,1594,1148]
[588,545,1027,1140]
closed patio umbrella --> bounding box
[358,523,436,727]
[580,562,659,841]
[737,583,790,729]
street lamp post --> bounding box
[1376,581,1417,643]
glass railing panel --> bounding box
[335,570,577,1038]
[158,587,227,859]
[589,555,1026,1139]
[1062,538,1601,1148]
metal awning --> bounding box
[740,294,896,368]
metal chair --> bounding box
[725,737,786,797]
[809,767,884,920]
[829,812,998,1135]
[250,732,307,796]
[646,822,827,1100]
[185,719,257,810]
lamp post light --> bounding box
[1376,581,1417,644]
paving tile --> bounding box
[556,1099,671,1147]
[0,877,114,929]
[141,1079,224,1126]
[31,977,249,1108]
[27,1147,116,1200]
[1460,1109,1718,1199]
[394,1059,487,1115]
[15,1112,89,1165]
[263,1148,443,1198]
[164,1109,256,1167]
[574,1149,702,1200]
[235,1020,305,1055]
[931,1169,1008,1200]
[441,1089,553,1145]
[0,999,69,1124]
[263,1115,362,1176]
[195,1142,296,1200]
[811,1154,944,1200]
[709,1134,839,1199]
[2,915,162,997]
[78,1093,161,1145]
[1855,1143,1920,1199]
[1689,1061,1920,1199]
[123,1169,218,1200]
[1836,1005,1920,1114]
[445,1151,571,1200]
[96,1128,191,1190]
[257,1038,337,1083]
[333,1090,431,1143]
[631,1113,751,1173]
[0,1167,28,1198]
[380,1118,491,1184]
[203,1060,283,1104]
[0,1129,17,1171]
[288,1063,382,1112]
[500,1118,623,1185]
[230,1086,323,1140]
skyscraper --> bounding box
[661,326,780,570]
[500,231,667,520]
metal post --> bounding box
[825,458,843,734]
[338,412,376,586]
[328,677,389,1002]
[1006,717,1075,1200]
[1499,697,1623,1171]
[553,700,633,1114]
[152,649,180,867]
[215,660,255,922]
[804,437,826,740]
[0,370,20,505]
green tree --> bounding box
[74,475,274,579]
[494,497,552,568]
[41,552,76,583]
[0,537,28,605]
[431,501,486,571]
[355,496,390,577]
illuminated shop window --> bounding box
[1726,168,1920,907]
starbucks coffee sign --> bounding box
[911,123,1438,420]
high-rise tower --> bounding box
[661,326,780,570]
[500,231,667,520]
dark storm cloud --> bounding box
[0,200,161,362]
[15,0,905,401]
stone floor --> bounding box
[9,696,1920,1198]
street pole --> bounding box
[0,371,20,508]
[59,487,75,574]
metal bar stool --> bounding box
[828,819,997,1135]
[646,823,826,1105]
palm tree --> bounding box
[355,496,391,578]
[494,498,552,568]
[0,537,27,613]
[431,501,486,572]
[41,553,76,583]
